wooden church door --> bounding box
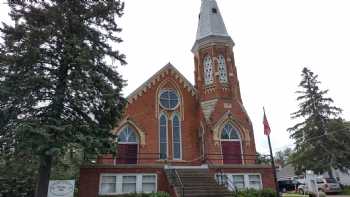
[116,125,138,164]
[221,123,242,164]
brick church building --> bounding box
[79,0,274,196]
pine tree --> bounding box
[0,1,126,196]
[288,67,350,177]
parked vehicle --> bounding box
[317,177,342,193]
[297,177,342,194]
[278,178,298,192]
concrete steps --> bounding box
[165,168,232,197]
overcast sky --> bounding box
[1,0,350,154]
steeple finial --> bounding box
[192,0,234,52]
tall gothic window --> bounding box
[203,55,214,85]
[172,114,181,160]
[218,55,228,83]
[159,113,168,159]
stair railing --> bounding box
[205,154,237,192]
[175,169,185,197]
[217,168,237,192]
[167,168,184,197]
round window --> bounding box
[159,90,179,109]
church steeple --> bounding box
[192,0,234,53]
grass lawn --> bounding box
[282,194,308,197]
[340,186,350,195]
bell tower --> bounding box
[192,0,256,161]
[192,0,242,103]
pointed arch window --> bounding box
[172,114,181,160]
[159,114,168,159]
[221,123,240,140]
[118,126,138,144]
[203,55,214,85]
[218,55,228,83]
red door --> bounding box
[221,141,242,164]
[116,144,138,164]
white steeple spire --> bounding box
[195,0,230,40]
[192,0,234,52]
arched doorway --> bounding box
[117,125,139,164]
[220,123,242,164]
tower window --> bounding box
[218,55,228,83]
[203,55,214,85]
[212,8,217,14]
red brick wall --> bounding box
[79,166,175,197]
[121,68,201,164]
[78,165,275,197]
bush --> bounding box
[232,188,277,197]
[99,191,170,197]
[341,186,350,195]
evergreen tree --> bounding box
[288,67,350,177]
[0,1,126,197]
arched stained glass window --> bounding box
[118,126,138,143]
[203,55,214,85]
[159,114,168,159]
[172,114,181,160]
[221,123,240,140]
[218,55,228,83]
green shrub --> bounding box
[232,188,277,197]
[99,191,170,197]
[341,186,350,195]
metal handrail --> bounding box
[217,168,237,192]
[174,169,184,197]
[166,168,185,197]
[205,153,270,164]
[205,154,237,192]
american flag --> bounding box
[263,108,271,136]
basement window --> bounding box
[215,173,262,191]
[212,8,217,14]
[99,174,157,195]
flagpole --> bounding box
[263,107,280,197]
[267,134,280,197]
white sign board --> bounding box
[48,180,75,197]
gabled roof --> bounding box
[127,63,197,103]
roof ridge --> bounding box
[127,63,196,103]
